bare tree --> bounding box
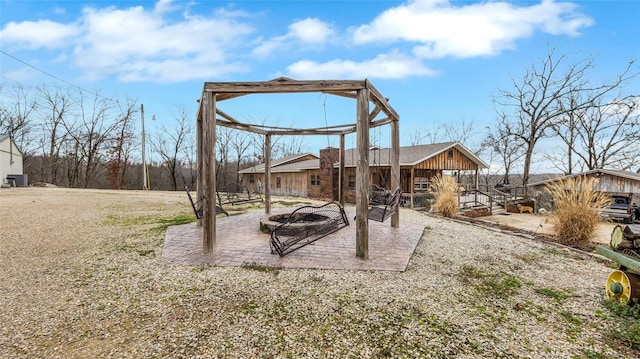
[275,135,304,158]
[408,120,480,153]
[216,126,233,186]
[64,90,121,188]
[574,96,640,170]
[107,98,138,189]
[495,45,637,185]
[37,86,73,184]
[230,129,252,183]
[482,118,526,184]
[0,85,38,160]
[150,108,193,191]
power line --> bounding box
[0,50,109,100]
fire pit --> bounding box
[260,212,330,234]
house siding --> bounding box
[530,173,640,204]
[413,147,478,171]
[0,138,23,185]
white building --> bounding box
[0,134,25,186]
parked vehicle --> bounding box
[494,182,513,192]
[601,195,638,224]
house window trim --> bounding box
[310,174,320,187]
[414,177,430,191]
[347,175,356,189]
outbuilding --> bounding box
[0,134,26,187]
[528,169,640,209]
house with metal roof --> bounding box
[0,134,25,187]
[528,169,640,207]
[239,142,488,206]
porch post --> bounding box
[410,167,415,210]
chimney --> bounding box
[319,147,339,200]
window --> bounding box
[276,177,281,189]
[249,174,255,184]
[310,174,320,186]
[414,177,430,191]
[348,175,356,189]
[447,149,454,159]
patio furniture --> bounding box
[270,202,350,257]
[367,187,402,223]
[185,186,228,219]
[217,182,263,206]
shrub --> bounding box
[431,174,459,218]
[545,175,611,248]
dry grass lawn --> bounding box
[1,187,638,358]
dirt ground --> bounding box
[479,212,617,246]
[2,187,639,358]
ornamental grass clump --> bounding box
[546,175,611,248]
[431,174,459,218]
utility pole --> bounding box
[141,104,147,190]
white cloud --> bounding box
[353,0,593,59]
[286,51,438,80]
[252,17,334,57]
[0,1,254,82]
[0,20,81,49]
[289,18,334,44]
[153,0,179,14]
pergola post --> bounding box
[203,91,216,254]
[339,134,345,206]
[264,134,271,214]
[391,117,400,228]
[196,103,203,227]
[356,88,370,259]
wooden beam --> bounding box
[370,117,392,128]
[267,129,348,136]
[196,109,203,227]
[216,108,239,123]
[204,79,366,94]
[215,93,248,102]
[368,105,382,122]
[339,134,345,206]
[356,88,370,259]
[203,91,216,253]
[391,118,400,228]
[264,134,271,214]
[365,80,400,120]
[323,90,357,99]
[217,120,268,135]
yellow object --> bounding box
[606,270,640,305]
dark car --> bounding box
[601,195,638,224]
[494,182,513,193]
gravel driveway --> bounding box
[0,187,637,358]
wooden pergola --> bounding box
[195,77,400,259]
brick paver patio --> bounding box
[162,208,426,271]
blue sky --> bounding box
[1,0,639,171]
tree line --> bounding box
[1,46,638,191]
[0,85,305,190]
